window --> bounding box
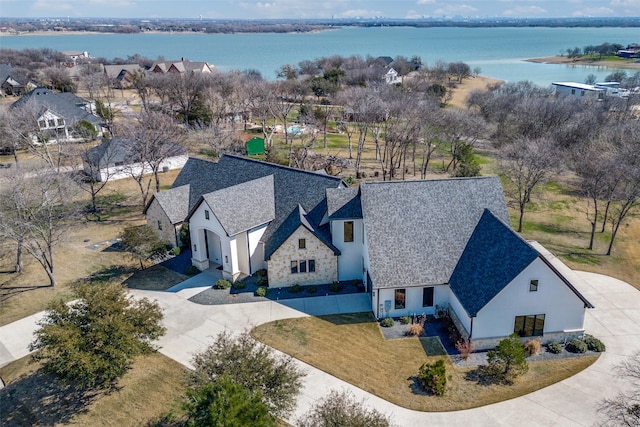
[344,221,354,242]
[514,314,545,337]
[581,90,585,96]
[38,120,46,128]
[299,260,307,273]
[308,259,315,272]
[57,118,65,126]
[422,287,434,307]
[571,89,576,95]
[299,238,306,249]
[394,289,406,310]
[290,261,298,274]
[291,259,315,274]
[193,244,197,252]
[529,279,539,292]
[204,210,210,220]
[157,220,162,231]
[48,119,56,127]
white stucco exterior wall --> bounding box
[267,226,337,287]
[375,285,449,319]
[472,257,587,341]
[331,219,364,281]
[248,225,267,273]
[89,154,188,182]
[189,201,232,274]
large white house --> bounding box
[146,155,593,349]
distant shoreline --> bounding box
[526,56,640,70]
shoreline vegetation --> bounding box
[526,55,640,70]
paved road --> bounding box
[1,271,639,426]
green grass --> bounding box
[252,313,598,412]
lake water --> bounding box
[1,27,638,86]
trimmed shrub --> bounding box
[566,339,588,354]
[185,265,200,276]
[255,286,268,297]
[256,275,269,287]
[214,279,232,289]
[329,281,343,292]
[547,342,563,354]
[583,335,606,352]
[306,286,317,294]
[255,269,268,278]
[231,280,246,290]
[455,339,473,360]
[289,284,302,294]
[418,359,447,396]
[380,318,394,328]
[171,246,181,256]
[399,316,411,325]
[487,334,528,380]
[406,324,423,336]
[524,339,542,356]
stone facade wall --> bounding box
[146,198,179,247]
[267,226,338,287]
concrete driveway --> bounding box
[1,271,639,426]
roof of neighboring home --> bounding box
[151,60,212,74]
[449,209,540,317]
[150,184,191,224]
[326,187,362,220]
[103,64,143,79]
[85,137,187,166]
[265,204,340,259]
[11,87,104,125]
[0,64,12,84]
[200,175,275,236]
[361,176,509,289]
[169,155,344,250]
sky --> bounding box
[0,0,639,19]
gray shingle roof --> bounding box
[201,175,275,236]
[326,187,362,220]
[103,64,143,79]
[151,184,190,224]
[449,209,539,317]
[11,87,104,126]
[85,137,187,166]
[361,176,509,289]
[265,205,340,259]
[167,155,343,250]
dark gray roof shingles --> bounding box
[361,176,509,289]
[326,187,362,220]
[202,175,275,236]
[11,87,104,126]
[152,184,190,224]
[449,209,539,317]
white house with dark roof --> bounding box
[146,155,593,348]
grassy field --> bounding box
[252,313,598,412]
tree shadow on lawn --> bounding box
[0,284,52,303]
[123,265,187,291]
[0,369,103,426]
[464,365,511,386]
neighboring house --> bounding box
[62,50,89,65]
[553,81,629,99]
[146,155,593,348]
[10,87,105,143]
[150,59,214,75]
[0,64,37,96]
[83,136,188,182]
[102,64,144,89]
[384,68,402,84]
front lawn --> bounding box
[0,353,188,427]
[251,313,598,412]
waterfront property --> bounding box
[145,155,593,349]
[552,81,630,99]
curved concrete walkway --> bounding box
[1,271,639,426]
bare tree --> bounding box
[434,108,486,173]
[598,352,640,426]
[0,168,79,285]
[499,137,558,233]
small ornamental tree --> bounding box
[297,389,394,427]
[190,331,305,418]
[487,334,529,381]
[184,374,275,427]
[119,224,170,270]
[30,282,165,389]
[417,359,447,396]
